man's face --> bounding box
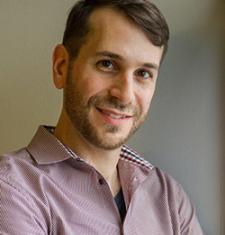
[64,7,163,150]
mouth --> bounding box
[96,107,133,123]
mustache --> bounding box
[88,95,138,115]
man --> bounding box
[0,0,204,234]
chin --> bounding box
[95,141,124,150]
[94,133,130,150]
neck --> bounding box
[54,109,121,196]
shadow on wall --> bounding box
[196,0,225,232]
[221,11,225,235]
[217,1,225,234]
[131,0,225,234]
[181,0,225,232]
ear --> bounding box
[52,44,69,89]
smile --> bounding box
[96,107,133,123]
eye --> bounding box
[135,69,153,81]
[96,60,116,72]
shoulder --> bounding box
[119,147,203,233]
[0,148,42,196]
[0,148,36,178]
[143,166,192,209]
[119,145,187,199]
[142,167,204,234]
[0,149,49,234]
[0,148,35,173]
[1,147,34,164]
[119,145,185,196]
[148,166,182,191]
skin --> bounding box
[52,7,163,196]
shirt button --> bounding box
[98,178,104,185]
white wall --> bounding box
[0,1,223,234]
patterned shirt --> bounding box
[0,126,204,234]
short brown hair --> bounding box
[63,0,169,60]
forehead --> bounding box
[79,7,163,65]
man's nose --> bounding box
[109,73,135,104]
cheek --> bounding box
[141,99,151,115]
[71,63,104,98]
[80,77,109,103]
[84,69,112,92]
[136,87,155,115]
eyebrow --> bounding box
[95,51,121,60]
[95,51,159,71]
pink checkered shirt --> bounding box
[0,126,203,234]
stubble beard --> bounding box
[64,73,147,150]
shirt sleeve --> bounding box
[176,182,204,235]
[0,178,47,235]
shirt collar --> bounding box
[27,125,154,170]
[27,125,75,164]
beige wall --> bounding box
[0,1,224,234]
[0,1,73,152]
